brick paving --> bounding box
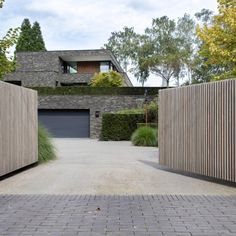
[0,195,236,235]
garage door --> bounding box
[38,110,90,138]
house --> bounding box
[4,49,160,138]
[4,49,132,87]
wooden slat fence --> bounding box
[0,81,38,177]
[159,79,236,182]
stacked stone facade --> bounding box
[38,95,152,138]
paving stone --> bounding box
[0,194,236,235]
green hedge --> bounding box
[137,123,158,129]
[101,113,144,141]
[29,86,162,96]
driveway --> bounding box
[0,139,236,195]
[1,139,236,236]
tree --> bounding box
[142,16,190,87]
[104,27,138,72]
[130,35,150,86]
[15,19,46,52]
[195,8,214,24]
[0,0,19,79]
[90,71,124,87]
[196,0,236,80]
[31,21,46,51]
[176,14,196,84]
[15,19,33,52]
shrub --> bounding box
[116,108,144,115]
[101,113,144,141]
[90,71,124,87]
[146,100,158,123]
[137,123,158,129]
[117,100,158,123]
[131,126,158,147]
[38,124,56,163]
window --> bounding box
[100,62,110,72]
[62,61,78,74]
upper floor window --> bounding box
[100,62,110,72]
[62,61,77,74]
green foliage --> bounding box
[31,22,46,51]
[0,0,20,80]
[196,0,236,80]
[143,15,196,87]
[90,71,124,87]
[16,19,46,52]
[38,124,56,163]
[117,108,144,115]
[146,100,158,122]
[101,113,144,141]
[131,127,158,147]
[105,15,196,87]
[137,123,158,129]
[30,86,161,96]
[117,100,158,122]
[104,27,138,72]
[15,19,33,52]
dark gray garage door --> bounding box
[38,110,90,138]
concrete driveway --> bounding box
[0,139,236,195]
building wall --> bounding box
[15,52,60,73]
[38,95,150,138]
[4,71,58,87]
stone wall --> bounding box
[38,95,152,138]
[4,71,58,87]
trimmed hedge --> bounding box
[29,86,162,96]
[101,113,144,141]
[137,123,158,129]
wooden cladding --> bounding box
[77,61,100,74]
[0,81,38,177]
[159,79,236,182]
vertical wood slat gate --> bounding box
[0,81,38,177]
[159,79,236,182]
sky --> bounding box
[0,0,218,86]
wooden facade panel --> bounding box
[159,79,236,182]
[0,81,38,177]
[77,61,100,74]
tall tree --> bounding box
[31,21,46,51]
[196,0,236,80]
[104,27,138,72]
[15,19,46,52]
[142,16,187,87]
[0,0,19,79]
[176,14,196,84]
[15,19,33,52]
